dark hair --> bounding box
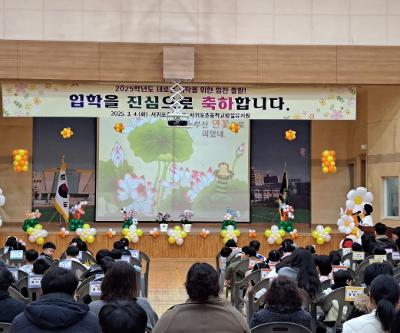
[185,263,219,302]
[75,239,88,252]
[373,246,387,255]
[315,255,332,276]
[290,248,321,299]
[111,249,122,260]
[333,270,353,288]
[101,261,138,301]
[120,238,130,248]
[342,238,354,249]
[41,267,78,295]
[243,246,257,257]
[96,249,113,265]
[362,232,377,255]
[121,249,131,256]
[265,276,303,312]
[364,203,373,215]
[10,242,25,251]
[391,310,400,333]
[0,267,14,291]
[370,275,400,331]
[100,256,115,274]
[375,222,387,236]
[267,250,281,263]
[33,258,51,275]
[220,247,232,258]
[5,236,17,247]
[99,301,147,333]
[305,245,316,254]
[225,239,237,248]
[66,245,79,257]
[351,242,363,252]
[113,240,125,250]
[329,251,341,265]
[43,242,56,250]
[393,227,400,238]
[281,239,295,253]
[364,262,394,287]
[25,249,39,263]
[249,240,260,251]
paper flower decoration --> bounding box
[114,122,124,133]
[76,223,96,244]
[345,187,373,213]
[264,225,285,245]
[106,228,116,239]
[200,228,210,239]
[220,209,240,243]
[58,227,70,238]
[321,149,336,174]
[27,224,48,245]
[248,229,257,238]
[149,228,160,238]
[337,215,355,235]
[60,127,74,139]
[122,224,143,243]
[167,225,187,246]
[311,225,332,245]
[285,129,296,141]
[12,149,29,173]
[290,229,299,240]
[121,208,138,229]
[229,122,240,133]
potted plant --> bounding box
[156,212,170,232]
[180,209,194,232]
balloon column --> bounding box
[12,149,29,173]
[106,228,116,239]
[200,228,210,239]
[167,225,187,246]
[0,187,5,227]
[321,150,337,174]
[121,208,143,243]
[278,204,295,232]
[248,229,257,238]
[121,207,138,229]
[58,227,70,238]
[22,210,48,245]
[69,201,88,231]
[220,208,241,244]
[264,225,285,245]
[76,223,97,244]
[312,225,332,245]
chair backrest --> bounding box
[60,251,95,265]
[321,279,332,291]
[216,252,221,275]
[355,258,393,285]
[1,250,26,268]
[393,266,400,277]
[76,275,97,293]
[75,280,102,302]
[232,269,262,310]
[341,252,356,269]
[14,275,43,302]
[135,251,150,297]
[0,322,12,333]
[251,322,312,333]
[51,259,88,280]
[394,273,400,284]
[8,286,30,304]
[318,287,357,331]
[246,278,270,323]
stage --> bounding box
[0,222,344,258]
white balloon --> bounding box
[324,234,331,242]
[271,225,279,233]
[0,195,5,207]
[167,229,173,236]
[364,192,374,203]
[226,225,234,232]
[0,188,3,195]
[132,235,139,243]
[347,189,356,200]
[176,238,184,246]
[316,225,324,233]
[345,200,355,210]
[267,237,275,245]
[0,217,2,227]
[29,235,36,243]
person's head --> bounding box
[265,276,303,312]
[290,248,321,299]
[33,258,51,275]
[361,232,377,254]
[0,266,14,291]
[11,242,25,251]
[305,245,316,255]
[333,270,353,288]
[329,251,341,266]
[267,250,281,263]
[74,238,88,252]
[96,249,113,265]
[66,245,79,258]
[25,249,39,263]
[5,236,17,248]
[341,238,353,249]
[392,227,400,241]
[375,222,387,236]
[113,240,125,250]
[101,261,138,301]
[370,275,400,331]
[99,301,147,333]
[364,203,373,215]
[364,262,394,287]
[225,239,237,248]
[315,255,332,276]
[111,249,122,260]
[243,246,257,258]
[120,238,129,249]
[69,237,80,246]
[351,242,363,252]
[100,256,115,274]
[373,246,387,255]
[41,267,78,296]
[249,240,261,252]
[281,239,295,254]
[42,242,56,257]
[185,263,219,302]
[220,247,232,258]
[120,249,131,257]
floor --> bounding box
[147,258,214,315]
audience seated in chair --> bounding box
[0,266,26,323]
[347,262,393,320]
[153,262,251,333]
[250,240,265,261]
[19,250,38,275]
[82,249,113,279]
[65,245,81,264]
[32,259,50,275]
[11,267,101,333]
[69,237,93,255]
[249,276,312,331]
[99,301,148,333]
[253,250,281,273]
[329,251,342,266]
[305,245,316,255]
[89,261,157,330]
[40,242,56,262]
[343,275,399,333]
[315,255,333,283]
[374,223,397,251]
[224,246,258,285]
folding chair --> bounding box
[226,259,249,301]
[232,269,262,311]
[8,286,30,304]
[1,251,26,268]
[51,260,88,280]
[0,322,11,333]
[14,275,43,302]
[246,278,270,323]
[321,279,332,291]
[251,322,311,333]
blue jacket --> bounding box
[0,290,26,323]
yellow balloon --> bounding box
[15,155,22,161]
[234,229,240,237]
[168,236,176,244]
[278,229,286,237]
[316,237,325,245]
[322,150,330,157]
[36,237,44,245]
[83,223,90,229]
[27,227,34,235]
[18,149,26,156]
[265,229,272,237]
[122,228,129,236]
[352,227,359,236]
[275,237,283,245]
[181,231,187,239]
[322,167,329,174]
[327,156,333,162]
[34,224,43,230]
[223,237,229,244]
[324,226,332,234]
[220,230,227,237]
[174,226,182,231]
[312,230,319,239]
[22,165,29,172]
[86,235,95,243]
[136,229,143,237]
